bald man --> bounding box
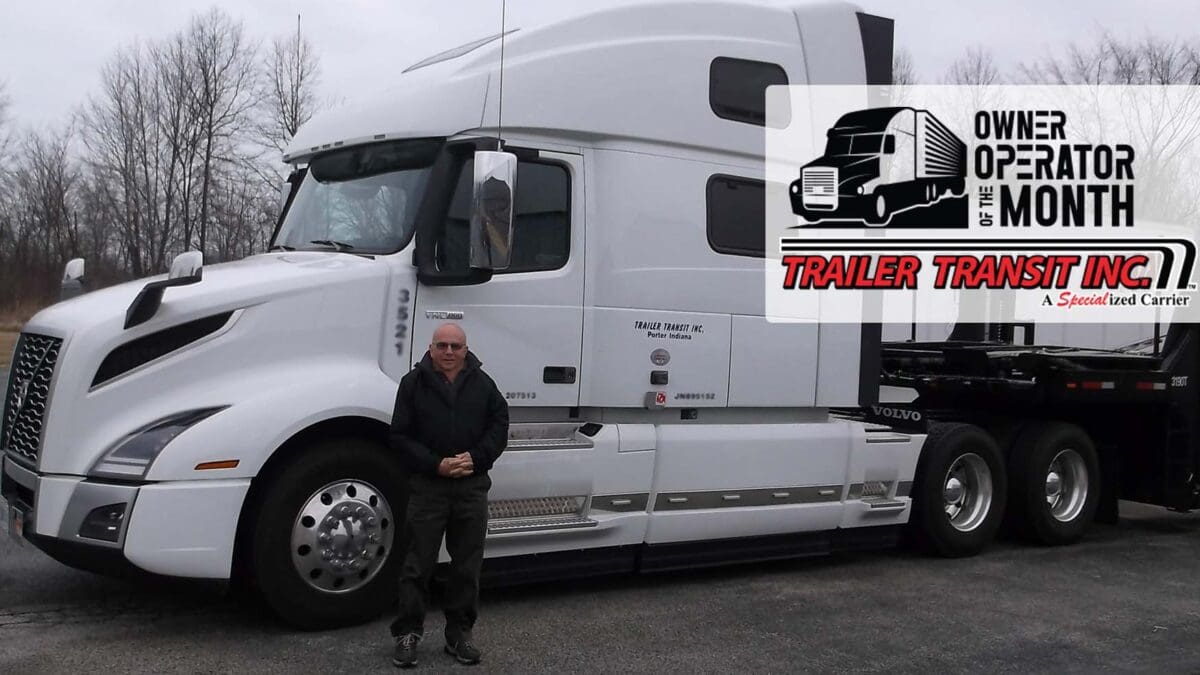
[389,324,508,667]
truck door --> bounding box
[411,150,584,407]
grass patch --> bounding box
[0,302,35,369]
[0,332,16,370]
[0,299,41,332]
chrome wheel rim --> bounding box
[291,479,394,594]
[1046,449,1088,523]
[943,452,993,532]
[875,195,887,219]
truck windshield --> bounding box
[273,139,443,254]
[825,134,884,156]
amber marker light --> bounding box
[195,460,240,470]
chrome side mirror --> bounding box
[469,150,517,270]
[169,251,203,281]
[61,258,85,300]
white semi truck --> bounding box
[7,1,1189,630]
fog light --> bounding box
[79,503,126,542]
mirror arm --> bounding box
[124,251,204,329]
[124,272,203,329]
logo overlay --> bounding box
[765,86,1200,324]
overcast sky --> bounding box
[2,0,1199,131]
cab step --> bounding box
[488,514,598,535]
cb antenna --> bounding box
[498,0,507,150]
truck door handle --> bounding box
[543,366,576,384]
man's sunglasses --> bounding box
[434,342,466,352]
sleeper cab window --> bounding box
[707,175,765,258]
[439,158,571,274]
[709,57,790,128]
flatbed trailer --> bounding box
[861,324,1200,548]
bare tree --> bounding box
[186,8,260,258]
[260,18,322,156]
[892,48,917,86]
[1018,34,1200,224]
[0,81,13,162]
[152,32,203,263]
[78,45,166,277]
[1020,33,1200,85]
[944,46,1001,85]
[0,128,81,301]
[1,8,306,313]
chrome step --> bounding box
[487,514,598,535]
[864,432,912,444]
[488,496,583,520]
[507,437,593,451]
[507,423,595,452]
[863,498,906,511]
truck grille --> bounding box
[802,167,838,208]
[2,333,63,466]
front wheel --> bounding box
[250,437,408,629]
[865,193,889,225]
[911,423,1007,557]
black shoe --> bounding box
[444,632,482,665]
[393,633,420,668]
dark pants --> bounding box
[390,472,490,642]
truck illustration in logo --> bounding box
[790,107,967,227]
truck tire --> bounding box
[250,437,408,629]
[1007,422,1099,545]
[865,194,889,225]
[911,422,1007,557]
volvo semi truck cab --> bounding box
[2,2,941,628]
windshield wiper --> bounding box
[308,239,356,252]
[268,244,295,252]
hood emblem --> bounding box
[11,378,30,419]
[10,342,55,424]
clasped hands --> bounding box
[437,451,475,478]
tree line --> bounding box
[1,18,1198,318]
[0,8,321,316]
[894,35,1200,227]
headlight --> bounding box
[856,185,865,195]
[90,407,227,480]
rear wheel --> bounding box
[911,423,1007,557]
[1007,422,1099,545]
[250,437,408,629]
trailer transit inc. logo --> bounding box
[764,86,1200,325]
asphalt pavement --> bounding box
[1,501,1199,673]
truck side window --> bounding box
[706,174,765,258]
[438,159,571,274]
[709,57,790,128]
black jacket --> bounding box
[389,351,509,478]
